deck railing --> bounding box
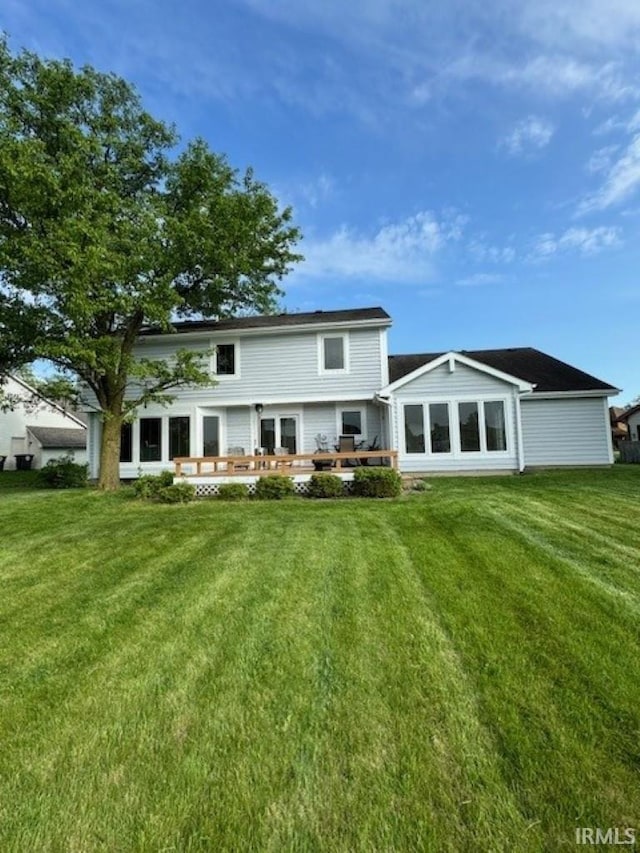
[174,449,398,478]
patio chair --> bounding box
[227,446,250,470]
[338,434,360,466]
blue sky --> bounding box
[3,0,640,402]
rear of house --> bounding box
[383,347,617,474]
[83,307,618,481]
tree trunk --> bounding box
[98,411,123,491]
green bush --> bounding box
[37,456,88,489]
[255,475,295,500]
[156,482,196,504]
[218,483,249,501]
[307,472,343,498]
[132,470,174,499]
[352,466,402,498]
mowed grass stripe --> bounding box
[388,495,640,841]
[0,467,638,850]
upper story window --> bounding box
[212,341,238,377]
[319,333,349,374]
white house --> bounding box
[620,404,640,443]
[83,307,618,482]
[0,375,87,470]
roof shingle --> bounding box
[388,347,617,392]
[141,307,391,336]
[27,426,87,449]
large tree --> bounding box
[0,39,302,489]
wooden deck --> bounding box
[174,449,398,478]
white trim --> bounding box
[335,405,367,440]
[379,328,389,387]
[318,332,350,375]
[520,389,619,400]
[258,408,304,454]
[210,338,240,380]
[380,351,535,395]
[515,393,525,472]
[139,316,392,344]
[400,395,513,460]
[7,375,87,428]
[603,396,614,465]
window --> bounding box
[120,422,132,463]
[203,416,220,456]
[404,404,425,453]
[260,416,299,455]
[216,343,235,376]
[429,403,451,453]
[140,417,162,462]
[484,401,506,451]
[169,416,190,459]
[341,410,363,436]
[319,334,348,372]
[458,402,480,452]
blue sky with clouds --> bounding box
[3,0,639,402]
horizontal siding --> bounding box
[391,363,519,473]
[394,362,513,398]
[127,327,384,404]
[521,397,611,466]
[627,412,640,442]
[114,400,384,479]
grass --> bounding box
[0,467,638,851]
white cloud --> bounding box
[468,241,516,264]
[530,226,621,258]
[297,211,465,283]
[501,116,554,155]
[578,133,640,213]
[456,273,506,288]
[586,145,620,174]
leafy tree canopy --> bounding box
[0,37,302,487]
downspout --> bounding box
[515,392,525,473]
[374,394,393,451]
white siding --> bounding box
[391,362,520,473]
[129,326,385,405]
[520,396,612,466]
[627,410,640,442]
[0,377,86,470]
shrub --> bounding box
[218,483,249,501]
[255,475,295,500]
[37,456,88,489]
[307,472,343,498]
[156,482,196,504]
[132,470,174,499]
[352,466,402,498]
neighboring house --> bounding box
[0,375,87,470]
[26,427,88,469]
[619,404,640,443]
[83,307,619,480]
[609,406,629,449]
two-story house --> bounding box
[84,306,619,483]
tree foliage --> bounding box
[0,38,302,487]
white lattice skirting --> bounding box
[180,472,356,498]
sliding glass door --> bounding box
[260,416,298,454]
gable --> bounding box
[390,360,520,398]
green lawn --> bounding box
[0,468,638,851]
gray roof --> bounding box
[388,348,618,393]
[140,306,391,336]
[27,426,87,449]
